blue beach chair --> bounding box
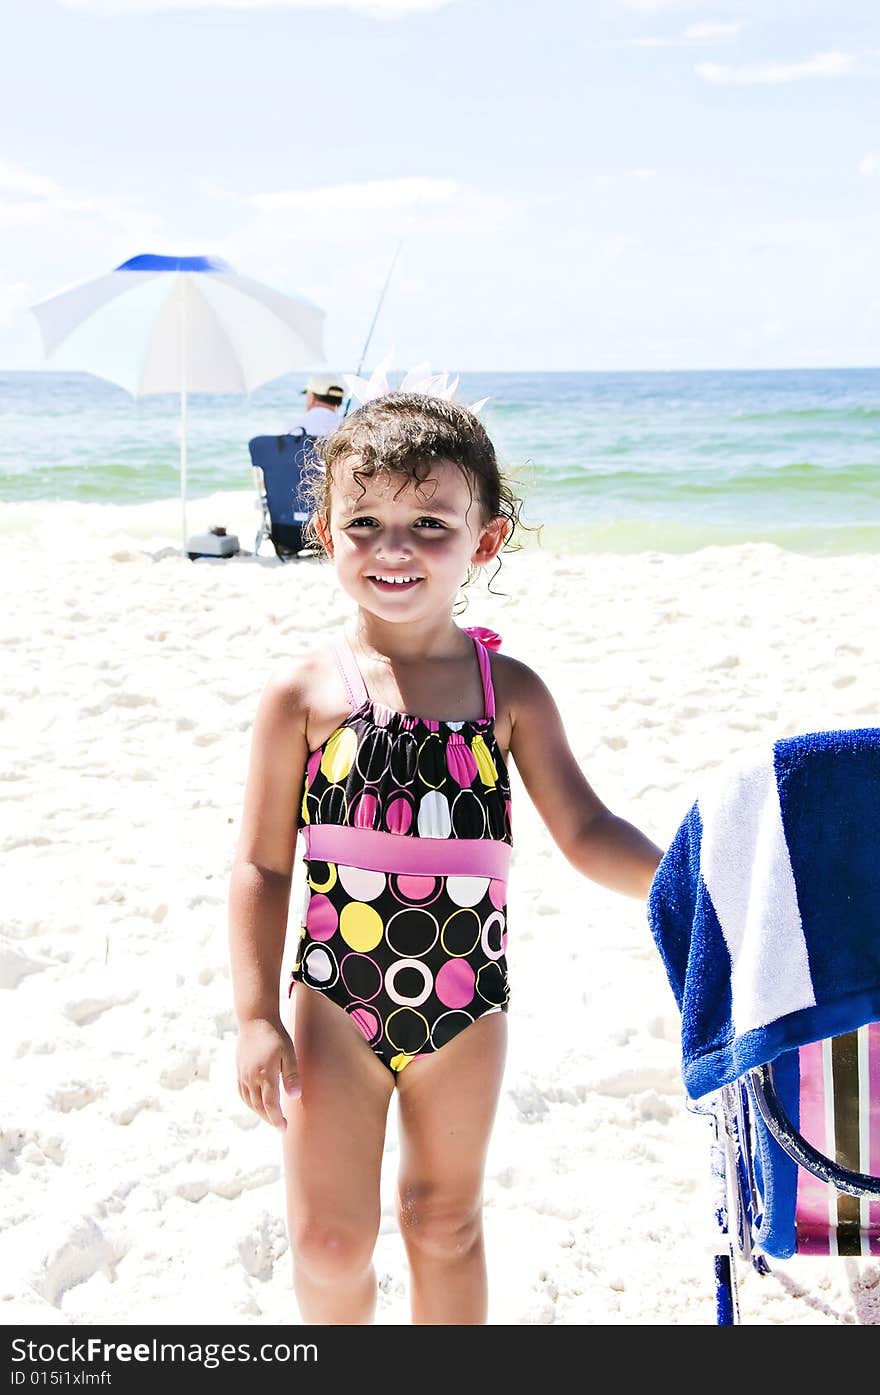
[249,430,319,561]
[648,729,880,1324]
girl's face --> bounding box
[315,457,506,624]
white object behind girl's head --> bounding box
[345,353,488,415]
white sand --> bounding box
[2,494,879,1326]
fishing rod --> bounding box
[341,233,406,418]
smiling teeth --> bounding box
[374,575,418,584]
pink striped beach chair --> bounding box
[709,1024,880,1323]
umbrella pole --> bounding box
[180,385,188,553]
[179,276,188,554]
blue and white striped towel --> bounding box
[647,728,880,1101]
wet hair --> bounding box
[302,393,524,588]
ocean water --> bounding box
[1,367,879,553]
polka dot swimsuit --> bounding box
[291,628,512,1074]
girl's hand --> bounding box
[235,1017,301,1129]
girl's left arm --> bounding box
[504,659,664,899]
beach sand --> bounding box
[3,498,879,1326]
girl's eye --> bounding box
[414,517,446,530]
[346,517,377,529]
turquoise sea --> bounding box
[1,367,879,553]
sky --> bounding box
[2,0,880,372]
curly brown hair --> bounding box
[301,393,523,587]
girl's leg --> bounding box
[282,985,394,1324]
[395,1011,507,1325]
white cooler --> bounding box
[187,527,240,560]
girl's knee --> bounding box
[397,1183,483,1264]
[291,1216,377,1285]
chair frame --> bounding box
[749,1063,880,1200]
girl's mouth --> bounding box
[368,574,423,591]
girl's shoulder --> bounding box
[263,642,338,702]
[489,649,560,723]
[489,649,547,694]
[259,640,351,747]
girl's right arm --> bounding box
[228,665,311,1131]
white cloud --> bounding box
[627,20,739,47]
[0,190,165,247]
[595,168,659,186]
[0,163,168,295]
[209,175,523,366]
[598,235,638,259]
[744,217,849,254]
[697,50,856,84]
[620,0,701,11]
[860,153,878,176]
[58,0,454,14]
[0,163,171,366]
[684,22,739,41]
[215,174,516,274]
[242,175,461,214]
[0,162,66,199]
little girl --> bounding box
[228,385,663,1325]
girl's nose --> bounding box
[376,529,413,560]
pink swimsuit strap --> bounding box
[331,628,498,721]
[331,634,369,713]
[466,628,496,719]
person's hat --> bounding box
[302,372,345,401]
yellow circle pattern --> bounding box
[471,735,498,787]
[339,901,384,952]
[321,726,358,783]
[307,862,337,894]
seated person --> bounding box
[287,372,345,436]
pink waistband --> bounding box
[301,825,511,880]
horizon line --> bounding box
[3,363,880,379]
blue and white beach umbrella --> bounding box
[31,253,326,551]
